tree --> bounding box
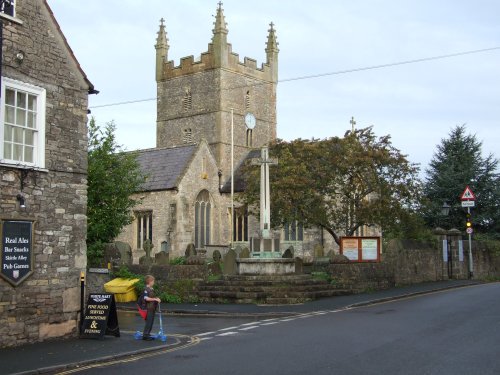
[240,127,421,245]
[423,125,500,236]
[87,118,145,265]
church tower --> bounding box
[155,3,278,179]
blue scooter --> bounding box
[134,303,167,342]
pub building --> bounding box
[0,0,94,347]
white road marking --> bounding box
[196,331,216,337]
[261,318,278,322]
[261,322,279,326]
[200,337,213,341]
[216,331,239,337]
[218,326,239,331]
[239,326,259,331]
[280,318,296,322]
[240,322,261,326]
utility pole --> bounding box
[461,185,475,279]
[467,207,474,278]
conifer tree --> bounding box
[423,125,500,236]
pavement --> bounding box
[0,279,481,375]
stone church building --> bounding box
[117,4,372,262]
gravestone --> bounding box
[330,253,350,264]
[239,247,250,259]
[155,251,169,265]
[186,255,205,265]
[103,243,121,267]
[115,241,132,266]
[223,249,237,275]
[144,240,153,257]
[139,240,154,266]
[295,257,304,274]
[185,243,197,258]
[161,241,169,253]
[234,245,242,257]
[313,244,324,258]
[282,246,294,259]
[212,250,222,263]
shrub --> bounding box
[169,256,187,265]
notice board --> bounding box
[340,236,381,262]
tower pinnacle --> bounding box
[212,2,228,40]
[155,18,169,81]
[211,2,229,67]
[265,22,279,80]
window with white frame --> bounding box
[284,220,304,241]
[233,208,249,242]
[1,77,46,168]
[136,211,153,249]
[0,0,15,17]
[194,190,211,248]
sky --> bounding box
[47,0,500,173]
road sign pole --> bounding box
[467,207,473,279]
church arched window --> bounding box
[233,207,249,242]
[195,190,211,248]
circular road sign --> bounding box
[466,227,473,234]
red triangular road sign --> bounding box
[460,186,476,201]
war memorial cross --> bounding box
[251,147,278,239]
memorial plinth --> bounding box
[237,258,295,275]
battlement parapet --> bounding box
[160,44,276,82]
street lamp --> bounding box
[441,202,451,217]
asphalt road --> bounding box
[73,283,500,375]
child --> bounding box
[142,275,161,340]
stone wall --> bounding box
[314,238,500,293]
[86,272,111,295]
[383,239,447,285]
[310,260,393,293]
[127,264,208,282]
[0,0,90,347]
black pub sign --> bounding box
[81,293,120,339]
[1,220,34,286]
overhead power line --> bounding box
[90,46,500,109]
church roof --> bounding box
[220,149,261,193]
[136,145,197,192]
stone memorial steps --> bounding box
[197,283,339,293]
[197,274,351,304]
[224,275,313,282]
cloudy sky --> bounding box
[47,0,500,173]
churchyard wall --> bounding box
[318,238,500,293]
